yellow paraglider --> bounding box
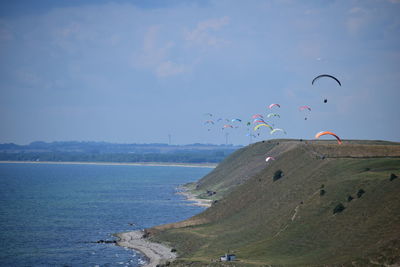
[254,123,273,131]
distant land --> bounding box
[0,141,242,164]
[145,139,400,266]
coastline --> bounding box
[115,188,212,265]
[114,231,176,267]
[176,190,212,207]
[0,160,217,168]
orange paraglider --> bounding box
[315,131,342,144]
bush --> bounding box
[357,189,365,198]
[390,173,398,181]
[319,189,326,196]
[273,170,283,181]
[347,195,354,202]
[333,203,345,214]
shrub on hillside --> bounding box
[333,203,345,214]
[320,189,326,196]
[357,189,365,198]
[273,170,283,181]
[390,173,398,181]
[347,195,354,202]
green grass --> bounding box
[151,140,400,266]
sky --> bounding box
[0,0,399,145]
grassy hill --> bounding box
[149,139,400,266]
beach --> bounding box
[115,190,212,266]
[115,231,176,267]
[176,190,212,207]
[0,160,217,168]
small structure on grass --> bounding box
[220,253,236,262]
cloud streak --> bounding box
[185,16,230,47]
[134,25,187,78]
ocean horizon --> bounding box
[0,163,211,267]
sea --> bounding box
[0,163,211,267]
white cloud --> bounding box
[346,17,366,34]
[185,16,230,47]
[134,25,188,78]
[156,61,186,77]
[349,7,367,14]
[346,7,370,35]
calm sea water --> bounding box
[0,163,211,267]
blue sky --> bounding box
[0,0,399,145]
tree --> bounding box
[273,170,283,181]
[333,203,345,214]
[357,189,365,198]
[390,173,398,181]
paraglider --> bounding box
[265,156,275,162]
[254,123,273,131]
[312,74,341,86]
[270,128,286,135]
[312,74,341,103]
[268,103,281,109]
[246,133,257,138]
[223,124,233,129]
[231,118,242,122]
[299,106,311,120]
[253,118,266,124]
[299,106,311,111]
[315,131,342,144]
[267,113,280,118]
[204,120,214,131]
[204,113,213,117]
[252,114,264,119]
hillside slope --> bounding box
[150,140,400,266]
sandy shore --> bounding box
[115,230,176,267]
[0,160,217,168]
[115,190,212,266]
[176,190,212,207]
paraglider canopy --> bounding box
[252,114,264,119]
[270,128,286,135]
[267,113,280,118]
[266,156,275,162]
[254,123,273,131]
[299,106,311,111]
[315,131,342,144]
[268,103,281,109]
[312,74,341,86]
[312,74,341,103]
